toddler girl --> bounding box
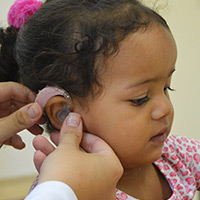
[1,0,200,199]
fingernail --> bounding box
[66,113,81,127]
[28,103,41,119]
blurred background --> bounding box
[0,0,200,199]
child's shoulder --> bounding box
[154,135,200,199]
[157,134,200,181]
[165,134,200,155]
[167,134,200,144]
[162,134,200,163]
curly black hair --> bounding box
[0,0,169,98]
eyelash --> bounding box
[164,86,175,93]
[130,87,175,106]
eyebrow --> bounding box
[126,68,176,89]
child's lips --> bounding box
[150,133,167,143]
[150,127,169,143]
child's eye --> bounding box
[164,87,175,94]
[130,96,150,106]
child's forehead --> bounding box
[102,25,177,82]
[121,25,173,50]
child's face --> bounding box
[76,25,177,169]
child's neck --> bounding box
[117,164,172,200]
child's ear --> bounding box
[45,96,74,130]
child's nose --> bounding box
[151,94,173,120]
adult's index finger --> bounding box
[0,82,35,103]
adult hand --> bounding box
[0,82,44,149]
[33,112,123,200]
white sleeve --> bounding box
[25,181,78,200]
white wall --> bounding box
[0,0,200,197]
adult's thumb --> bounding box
[58,112,83,149]
[0,103,42,144]
[81,133,114,154]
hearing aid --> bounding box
[56,103,70,122]
[35,86,72,121]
